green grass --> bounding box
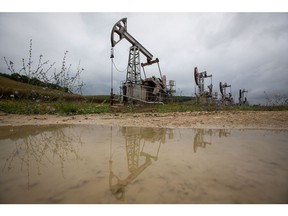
[1,72,288,115]
[1,98,287,115]
[56,102,110,114]
[0,99,110,115]
[0,75,85,101]
[119,102,288,113]
[0,73,111,115]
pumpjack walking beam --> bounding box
[111,18,155,65]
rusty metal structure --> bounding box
[219,81,233,104]
[194,67,217,103]
[239,88,248,105]
[110,18,175,104]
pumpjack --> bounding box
[110,18,175,104]
[194,67,216,103]
[238,89,248,105]
[219,81,233,105]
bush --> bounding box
[3,39,85,94]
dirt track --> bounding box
[0,111,288,130]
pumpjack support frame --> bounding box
[110,18,175,104]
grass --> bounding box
[0,74,110,115]
[56,102,110,114]
[0,75,84,101]
[1,97,287,115]
[119,101,288,113]
[0,99,110,115]
[1,73,287,115]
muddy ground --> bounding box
[0,111,288,130]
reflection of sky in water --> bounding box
[0,125,287,204]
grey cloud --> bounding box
[0,12,287,104]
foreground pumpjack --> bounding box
[110,18,175,104]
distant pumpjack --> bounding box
[219,81,233,105]
[238,89,248,105]
[194,67,216,103]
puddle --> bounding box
[0,125,287,204]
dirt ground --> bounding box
[0,111,288,130]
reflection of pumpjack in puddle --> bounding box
[109,127,171,200]
[193,129,231,153]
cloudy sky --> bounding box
[0,12,287,104]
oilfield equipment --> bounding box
[110,18,176,104]
[219,81,233,104]
[238,89,248,105]
[194,67,217,103]
[193,67,249,106]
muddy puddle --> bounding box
[0,125,287,204]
